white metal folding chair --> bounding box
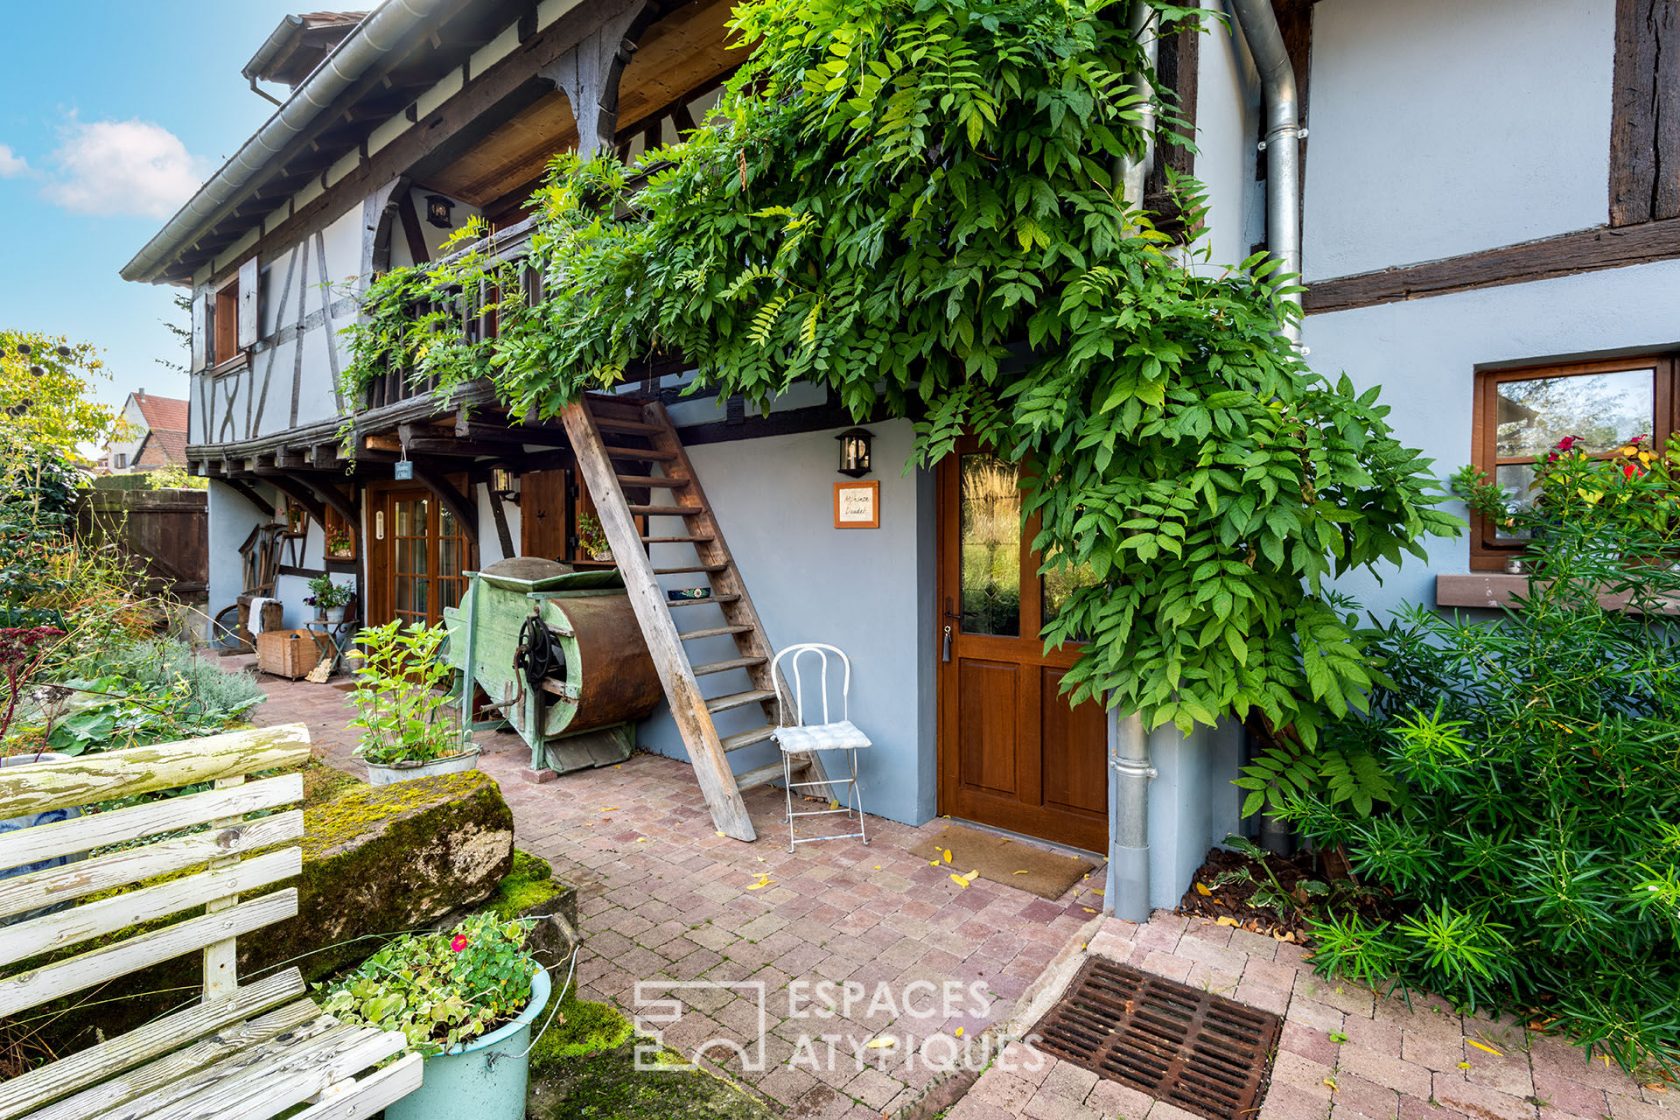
[770,643,871,853]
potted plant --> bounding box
[305,573,354,623]
[346,619,477,785]
[576,512,612,562]
[320,913,552,1120]
[326,527,354,559]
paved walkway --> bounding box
[234,658,1674,1120]
[951,915,1676,1120]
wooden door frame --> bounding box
[933,443,1103,850]
[365,479,478,625]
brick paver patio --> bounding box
[950,916,1676,1120]
[236,658,1676,1120]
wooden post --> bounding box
[559,401,757,841]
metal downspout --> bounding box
[1107,0,1161,926]
[1227,0,1304,343]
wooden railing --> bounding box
[362,216,541,411]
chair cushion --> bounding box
[774,720,871,753]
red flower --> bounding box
[1556,435,1579,452]
[1624,461,1638,479]
[450,934,468,953]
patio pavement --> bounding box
[233,657,1676,1120]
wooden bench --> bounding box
[0,724,421,1120]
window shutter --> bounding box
[237,257,260,350]
[190,286,209,372]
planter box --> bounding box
[365,746,482,786]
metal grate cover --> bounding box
[1032,957,1282,1120]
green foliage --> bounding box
[530,994,634,1065]
[346,619,463,766]
[102,637,268,722]
[1284,509,1680,1072]
[304,572,354,610]
[319,912,540,1056]
[144,465,208,491]
[0,330,119,466]
[342,0,1455,741]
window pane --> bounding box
[1492,463,1537,540]
[1495,369,1655,459]
[959,454,1020,637]
[1043,549,1099,635]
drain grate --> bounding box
[1031,957,1282,1120]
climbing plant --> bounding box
[343,0,1458,744]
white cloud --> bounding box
[0,144,27,177]
[42,119,208,219]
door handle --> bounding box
[941,624,953,663]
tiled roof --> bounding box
[132,392,190,435]
[135,427,190,468]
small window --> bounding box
[324,506,356,560]
[113,452,128,470]
[1471,356,1677,569]
[212,278,240,364]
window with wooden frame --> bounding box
[323,506,356,561]
[211,277,240,366]
[1471,356,1677,569]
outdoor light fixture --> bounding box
[424,194,455,229]
[490,465,521,504]
[836,427,874,478]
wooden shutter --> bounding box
[237,257,260,350]
[190,287,209,372]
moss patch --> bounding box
[527,1041,774,1120]
[487,848,565,922]
[531,995,635,1065]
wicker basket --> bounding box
[256,630,320,680]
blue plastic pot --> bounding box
[386,967,552,1120]
[0,753,82,927]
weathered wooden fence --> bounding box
[74,487,209,597]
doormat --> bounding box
[1031,957,1281,1120]
[912,825,1094,900]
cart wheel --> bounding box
[209,604,248,651]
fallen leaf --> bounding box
[943,849,953,864]
[716,831,727,838]
[1194,882,1213,897]
[635,837,648,844]
[1323,1077,1338,1091]
[1013,869,1030,876]
[829,800,840,811]
[1082,907,1098,914]
[600,806,619,812]
[746,873,772,891]
[864,1037,897,1050]
[873,865,882,871]
[950,874,970,889]
[1215,916,1240,928]
[929,860,942,867]
[1466,1039,1503,1057]
[954,1027,965,1038]
[1457,1061,1472,1071]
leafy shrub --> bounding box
[102,638,266,721]
[347,620,463,766]
[1282,498,1680,1071]
[319,913,540,1056]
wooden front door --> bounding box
[520,469,571,561]
[368,484,475,626]
[936,445,1109,852]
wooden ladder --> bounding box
[560,394,827,841]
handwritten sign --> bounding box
[833,481,880,529]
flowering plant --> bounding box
[318,913,541,1056]
[304,572,354,610]
[1452,433,1680,546]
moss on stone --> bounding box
[487,849,564,921]
[526,1041,774,1120]
[531,994,635,1066]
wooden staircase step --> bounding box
[736,757,806,791]
[706,688,777,713]
[616,474,688,489]
[693,656,768,677]
[679,625,754,641]
[593,416,662,434]
[603,445,677,462]
[723,726,779,753]
[642,535,715,545]
[584,394,650,417]
[626,504,704,516]
[669,593,740,609]
[653,563,728,575]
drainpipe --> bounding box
[1106,1,1161,927]
[1228,0,1304,343]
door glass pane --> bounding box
[959,454,1021,637]
[1043,548,1100,635]
[1495,369,1654,459]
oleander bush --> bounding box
[1279,451,1680,1073]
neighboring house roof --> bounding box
[122,0,541,286]
[132,391,190,435]
[135,428,190,469]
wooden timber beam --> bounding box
[452,415,572,445]
[264,476,326,530]
[220,478,275,519]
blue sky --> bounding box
[0,1,317,409]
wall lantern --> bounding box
[836,427,874,478]
[424,194,455,229]
[490,465,521,504]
